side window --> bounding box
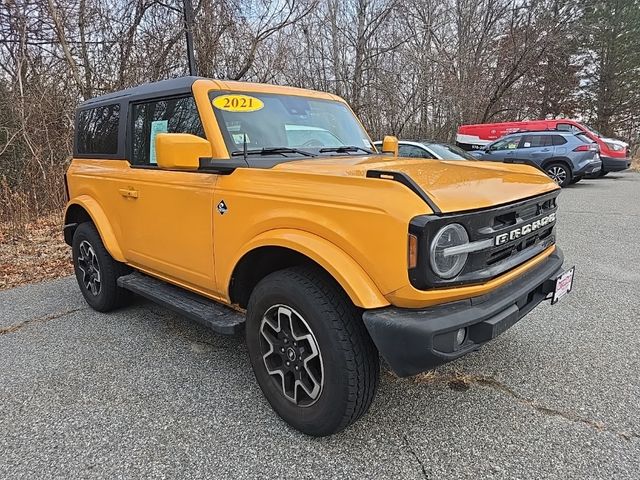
[76,104,120,155]
[521,135,553,148]
[552,135,567,146]
[131,96,205,166]
[490,136,520,151]
[398,145,433,158]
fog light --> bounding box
[455,328,467,346]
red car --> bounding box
[457,119,630,176]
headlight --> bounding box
[430,224,469,278]
[605,142,623,152]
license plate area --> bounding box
[552,266,575,304]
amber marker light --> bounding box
[408,233,418,269]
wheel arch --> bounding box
[63,196,126,262]
[227,230,390,310]
[541,157,573,172]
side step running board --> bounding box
[117,272,244,335]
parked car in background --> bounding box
[470,131,601,187]
[457,119,629,176]
[373,140,477,160]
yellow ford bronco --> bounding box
[64,77,574,436]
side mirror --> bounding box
[381,135,399,156]
[156,133,212,171]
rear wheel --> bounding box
[545,162,572,187]
[72,222,131,312]
[246,266,379,436]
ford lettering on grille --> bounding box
[494,213,556,246]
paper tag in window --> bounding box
[149,120,168,164]
[213,95,264,112]
[232,133,250,144]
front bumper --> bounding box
[363,248,564,377]
[601,156,630,172]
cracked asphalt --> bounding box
[1,171,639,479]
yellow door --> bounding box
[117,95,218,295]
[117,168,217,293]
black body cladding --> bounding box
[366,169,442,214]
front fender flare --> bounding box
[64,195,126,262]
[228,229,390,309]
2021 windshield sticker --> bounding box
[213,94,264,112]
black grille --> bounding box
[409,191,559,289]
[487,226,553,266]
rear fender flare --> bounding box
[64,195,126,262]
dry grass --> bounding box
[0,212,73,290]
[631,155,640,172]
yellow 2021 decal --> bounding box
[213,94,264,112]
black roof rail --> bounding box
[509,129,573,135]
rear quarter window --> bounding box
[552,136,568,146]
[575,133,594,144]
[76,104,120,155]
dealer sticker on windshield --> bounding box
[213,94,264,112]
[552,267,575,304]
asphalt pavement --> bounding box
[1,171,639,479]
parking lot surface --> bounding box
[1,172,639,479]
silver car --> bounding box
[469,131,602,187]
[374,140,477,161]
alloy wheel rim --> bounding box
[77,240,101,296]
[548,166,567,184]
[259,305,324,407]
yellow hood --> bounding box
[273,156,559,214]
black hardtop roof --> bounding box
[78,76,202,109]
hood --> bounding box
[273,155,559,214]
[602,137,629,147]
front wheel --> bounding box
[545,162,572,187]
[246,266,380,436]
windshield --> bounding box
[425,143,475,160]
[210,91,373,157]
[585,124,602,137]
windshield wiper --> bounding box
[231,147,316,157]
[318,145,373,154]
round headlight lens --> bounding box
[430,223,469,279]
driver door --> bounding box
[117,95,218,294]
[483,136,522,161]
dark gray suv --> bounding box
[470,131,602,187]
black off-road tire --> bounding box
[545,162,572,187]
[246,265,380,436]
[72,222,131,312]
